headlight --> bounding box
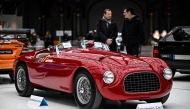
[103,71,114,84]
[163,68,172,80]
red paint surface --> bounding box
[13,48,172,100]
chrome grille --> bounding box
[124,72,160,93]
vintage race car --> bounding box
[13,41,173,109]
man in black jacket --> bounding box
[122,6,145,57]
[97,9,118,51]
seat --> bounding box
[36,52,50,58]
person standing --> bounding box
[97,9,118,51]
[62,32,70,42]
[122,6,145,57]
[44,31,53,48]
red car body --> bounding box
[13,45,173,109]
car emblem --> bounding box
[1,45,4,48]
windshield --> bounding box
[55,40,110,55]
[55,41,72,54]
[80,40,110,51]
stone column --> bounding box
[167,4,171,31]
[75,0,82,38]
[149,12,154,37]
[76,13,81,37]
[41,14,46,36]
[22,0,29,28]
[59,8,64,30]
[41,0,46,36]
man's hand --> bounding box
[106,38,113,45]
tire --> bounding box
[145,93,170,104]
[15,63,34,97]
[73,70,102,109]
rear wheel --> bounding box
[73,70,102,109]
[145,93,170,104]
[15,63,34,97]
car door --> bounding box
[27,52,51,86]
[43,53,79,92]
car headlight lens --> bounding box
[103,71,114,84]
[163,68,173,80]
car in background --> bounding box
[153,26,190,76]
[0,30,32,80]
[13,41,173,109]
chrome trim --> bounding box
[123,72,161,93]
[76,76,91,104]
[17,67,26,91]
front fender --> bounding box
[140,56,170,73]
[85,62,123,98]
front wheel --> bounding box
[145,93,170,104]
[73,70,102,109]
[15,63,34,97]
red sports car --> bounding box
[13,41,173,109]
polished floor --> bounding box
[0,72,190,109]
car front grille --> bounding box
[124,72,160,93]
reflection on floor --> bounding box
[0,75,13,84]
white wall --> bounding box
[0,15,22,29]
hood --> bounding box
[100,54,150,67]
[61,48,119,60]
[61,48,150,67]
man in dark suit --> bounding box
[122,6,145,57]
[96,9,118,51]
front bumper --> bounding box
[98,73,173,101]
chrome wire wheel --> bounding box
[76,76,91,105]
[74,70,102,109]
[16,67,26,91]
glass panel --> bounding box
[164,26,190,41]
